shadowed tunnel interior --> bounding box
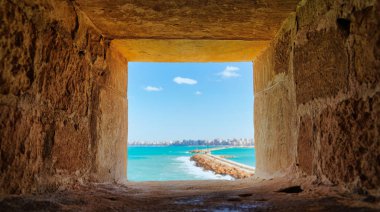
[0,0,379,210]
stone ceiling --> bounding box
[111,39,269,62]
[76,0,300,61]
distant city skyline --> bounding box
[129,138,254,143]
[128,62,254,142]
[129,138,254,146]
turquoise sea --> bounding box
[127,146,256,181]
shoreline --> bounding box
[128,146,255,181]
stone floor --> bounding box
[0,178,379,211]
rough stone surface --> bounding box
[1,179,379,211]
[294,0,380,192]
[0,0,128,194]
[75,0,300,62]
[294,29,349,105]
[254,15,298,178]
[93,47,128,182]
[254,15,295,93]
[254,0,380,193]
[254,77,298,178]
[75,0,300,40]
[318,93,380,189]
[111,39,269,62]
[297,115,314,175]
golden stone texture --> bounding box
[253,0,380,193]
[75,0,299,62]
[75,0,300,40]
[112,39,269,62]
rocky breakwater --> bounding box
[191,154,254,179]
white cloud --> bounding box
[195,91,202,95]
[173,77,197,85]
[218,66,240,78]
[144,86,162,92]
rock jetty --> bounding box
[191,154,254,179]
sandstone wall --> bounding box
[254,0,380,192]
[93,44,128,182]
[0,0,128,194]
[254,15,298,179]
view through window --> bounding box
[128,62,255,181]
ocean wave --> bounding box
[175,156,234,180]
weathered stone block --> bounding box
[253,15,297,178]
[351,4,380,85]
[94,88,128,182]
[297,115,314,175]
[319,92,380,188]
[0,0,112,194]
[294,29,349,105]
[53,118,91,172]
[273,31,292,75]
[76,0,299,40]
[254,77,297,177]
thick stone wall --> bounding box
[295,0,380,192]
[254,0,379,192]
[254,15,298,178]
[0,0,128,194]
[93,45,128,182]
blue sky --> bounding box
[128,62,254,142]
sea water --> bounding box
[211,147,256,167]
[127,146,256,181]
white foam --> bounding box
[175,156,234,180]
